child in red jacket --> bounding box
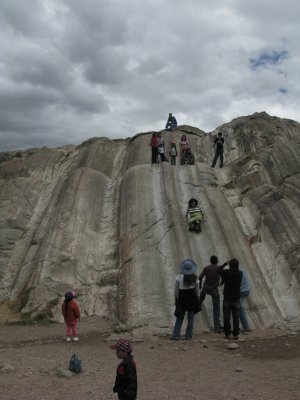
[61,291,80,342]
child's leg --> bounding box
[66,323,71,337]
[71,321,77,337]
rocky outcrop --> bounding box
[0,112,299,332]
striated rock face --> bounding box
[0,112,299,331]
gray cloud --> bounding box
[0,0,299,151]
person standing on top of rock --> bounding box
[218,258,243,340]
[179,134,189,165]
[211,132,224,168]
[184,148,195,165]
[169,142,178,165]
[165,113,177,131]
[150,132,159,164]
[239,267,251,333]
[198,255,222,333]
[157,132,168,162]
[171,259,200,340]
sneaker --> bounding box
[170,336,179,341]
[184,336,192,341]
[66,337,71,342]
[224,335,231,340]
[233,336,239,340]
[73,337,79,342]
[242,328,251,333]
[215,329,223,334]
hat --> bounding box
[65,291,74,300]
[110,339,133,353]
[180,259,197,275]
[188,198,198,207]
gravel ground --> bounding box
[0,317,299,400]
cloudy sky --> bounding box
[0,0,299,151]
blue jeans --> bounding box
[172,311,195,339]
[199,286,221,331]
[239,291,250,330]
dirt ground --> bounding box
[0,317,299,400]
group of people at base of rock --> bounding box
[151,112,225,168]
[171,257,251,341]
[61,254,250,400]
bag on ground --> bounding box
[69,353,82,373]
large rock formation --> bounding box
[0,112,299,332]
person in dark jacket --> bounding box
[150,132,158,164]
[165,113,177,131]
[171,259,200,340]
[211,132,224,168]
[110,339,137,400]
[218,258,243,339]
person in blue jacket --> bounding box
[165,113,177,131]
[239,268,251,332]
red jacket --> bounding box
[151,136,158,148]
[62,299,80,322]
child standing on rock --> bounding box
[61,291,80,342]
[169,142,178,165]
[110,339,137,400]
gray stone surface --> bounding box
[0,112,299,333]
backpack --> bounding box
[69,353,82,373]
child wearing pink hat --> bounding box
[110,339,137,400]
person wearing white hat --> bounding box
[171,259,200,340]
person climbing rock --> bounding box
[165,113,177,131]
[211,132,224,168]
[199,255,222,333]
[171,259,200,340]
[186,198,203,233]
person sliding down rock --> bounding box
[186,198,203,233]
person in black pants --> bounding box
[211,132,224,168]
[218,258,243,339]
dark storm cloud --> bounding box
[0,0,299,151]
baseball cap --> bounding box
[110,338,133,352]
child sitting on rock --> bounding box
[186,198,203,233]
